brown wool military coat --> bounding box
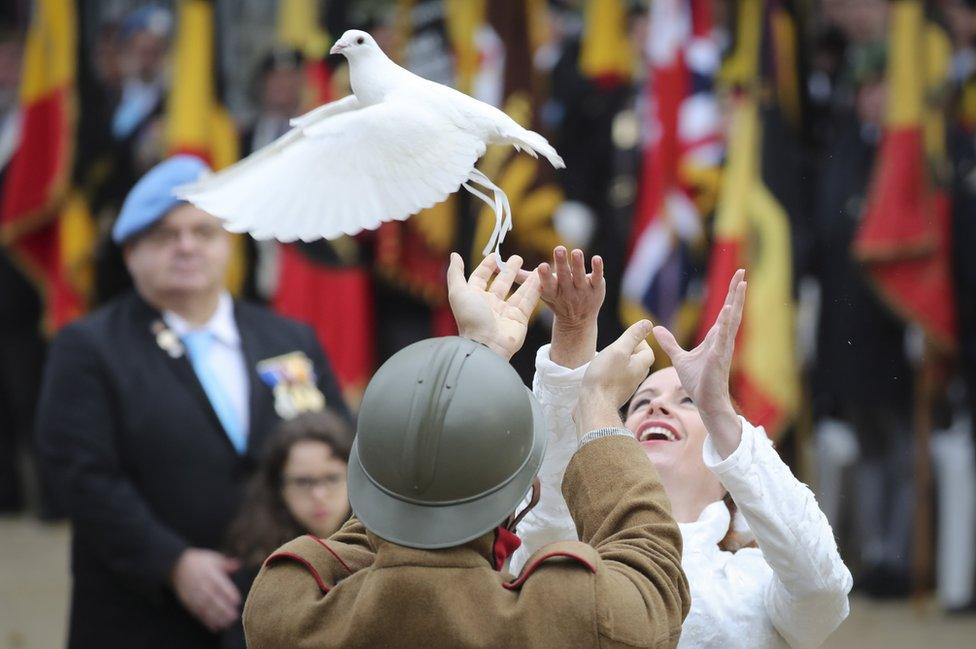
[243,435,691,649]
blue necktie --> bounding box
[182,330,247,454]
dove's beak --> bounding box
[330,42,345,55]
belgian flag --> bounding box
[697,0,799,437]
[0,0,90,331]
[853,0,957,350]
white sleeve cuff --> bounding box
[577,427,634,449]
[534,344,591,389]
[702,415,763,477]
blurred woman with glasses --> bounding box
[222,410,352,647]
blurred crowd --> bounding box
[2,0,976,644]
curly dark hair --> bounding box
[226,410,353,567]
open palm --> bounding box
[653,269,746,416]
[536,246,606,324]
[447,253,541,360]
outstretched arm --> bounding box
[510,247,605,570]
[705,418,853,648]
[566,321,690,645]
[654,270,851,648]
[652,269,746,458]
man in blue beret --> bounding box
[36,155,350,649]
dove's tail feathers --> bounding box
[505,128,565,169]
[465,168,513,260]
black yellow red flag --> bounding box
[0,0,89,330]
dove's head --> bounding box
[330,30,381,60]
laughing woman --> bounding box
[512,248,852,649]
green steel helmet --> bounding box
[348,336,547,550]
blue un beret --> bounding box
[113,155,212,244]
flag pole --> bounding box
[912,344,935,608]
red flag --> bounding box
[856,129,933,258]
[273,243,375,398]
[0,0,84,331]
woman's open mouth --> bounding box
[636,420,682,445]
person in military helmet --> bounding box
[243,253,691,649]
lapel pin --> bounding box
[151,320,184,358]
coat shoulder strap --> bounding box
[263,534,372,593]
[503,541,598,591]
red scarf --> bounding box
[493,526,523,570]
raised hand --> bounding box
[576,320,655,436]
[652,269,746,457]
[536,246,606,325]
[447,252,542,360]
[543,247,606,368]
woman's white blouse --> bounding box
[512,345,853,649]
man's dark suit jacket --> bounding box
[36,291,349,649]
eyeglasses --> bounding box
[282,473,345,494]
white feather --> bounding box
[289,95,359,128]
[175,28,564,256]
[178,101,484,242]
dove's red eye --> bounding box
[356,36,364,45]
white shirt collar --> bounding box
[162,292,240,347]
[679,500,731,550]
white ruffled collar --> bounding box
[679,500,731,551]
[679,499,758,554]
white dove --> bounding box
[176,29,564,259]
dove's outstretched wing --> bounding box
[289,94,359,128]
[176,99,485,242]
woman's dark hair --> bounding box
[226,410,353,567]
[718,492,758,553]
